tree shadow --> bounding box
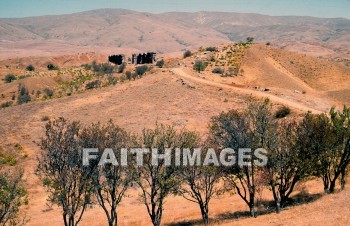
[166,193,324,226]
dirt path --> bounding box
[172,68,324,114]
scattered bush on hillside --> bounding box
[156,59,165,68]
[206,47,218,52]
[1,101,13,109]
[125,71,132,80]
[92,62,115,75]
[47,64,59,71]
[17,84,31,105]
[275,106,291,118]
[26,65,35,71]
[85,80,101,90]
[183,50,192,58]
[4,74,16,83]
[246,37,254,43]
[193,60,208,73]
[118,63,126,73]
[212,67,223,74]
[44,88,54,99]
[135,65,148,77]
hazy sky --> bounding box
[0,0,350,19]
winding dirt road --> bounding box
[172,68,325,114]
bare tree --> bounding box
[37,118,94,226]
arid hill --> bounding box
[1,9,350,59]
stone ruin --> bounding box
[108,54,124,65]
[132,52,157,64]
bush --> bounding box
[275,106,291,118]
[92,62,115,75]
[156,59,165,68]
[183,50,192,58]
[118,63,126,73]
[212,67,223,74]
[125,71,132,80]
[206,47,218,52]
[17,84,31,105]
[82,64,92,70]
[47,64,59,71]
[108,76,117,85]
[1,101,13,109]
[193,60,207,73]
[4,74,16,83]
[26,65,35,71]
[41,116,50,121]
[85,80,101,89]
[44,88,54,98]
[135,65,148,77]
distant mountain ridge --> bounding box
[0,8,349,59]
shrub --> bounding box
[135,65,148,77]
[125,71,132,80]
[118,63,126,73]
[85,80,101,89]
[41,116,50,121]
[1,101,13,109]
[17,84,31,105]
[275,106,291,118]
[183,50,192,58]
[108,76,117,85]
[47,64,59,71]
[206,47,218,52]
[4,74,16,83]
[82,64,92,70]
[92,62,115,75]
[156,59,165,68]
[44,88,54,98]
[212,67,223,74]
[26,65,35,71]
[193,60,207,73]
[18,75,31,80]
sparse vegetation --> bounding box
[47,63,59,70]
[193,60,208,73]
[275,106,291,118]
[17,84,31,105]
[183,50,192,58]
[4,74,16,83]
[212,67,223,74]
[26,64,35,71]
[156,59,165,68]
[135,65,148,77]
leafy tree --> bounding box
[136,124,188,226]
[193,61,207,73]
[0,168,27,225]
[209,99,273,217]
[3,74,16,83]
[37,118,95,226]
[266,119,315,212]
[311,107,350,193]
[80,121,136,226]
[177,133,223,224]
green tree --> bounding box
[193,61,207,73]
[37,118,95,226]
